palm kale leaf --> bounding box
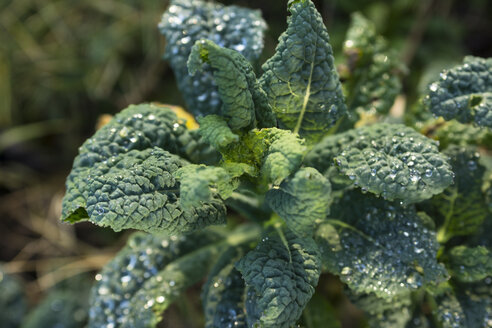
[159,0,266,117]
[306,123,454,204]
[61,104,225,234]
[315,190,448,298]
[236,229,321,328]
[424,56,492,127]
[259,0,346,144]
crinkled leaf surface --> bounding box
[236,229,321,328]
[266,167,332,236]
[89,226,259,328]
[174,164,237,208]
[61,104,225,234]
[188,40,276,130]
[223,128,307,184]
[446,246,492,283]
[424,56,492,127]
[63,147,226,234]
[0,269,27,328]
[348,291,412,328]
[159,0,266,117]
[307,123,453,204]
[259,0,346,143]
[202,247,248,328]
[315,190,448,298]
[342,13,402,115]
[430,146,488,242]
[198,115,239,149]
[62,103,217,221]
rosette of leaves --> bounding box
[60,0,492,327]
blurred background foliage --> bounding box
[0,0,491,326]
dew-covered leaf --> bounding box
[223,128,307,184]
[315,190,448,298]
[0,269,27,328]
[174,164,238,208]
[202,247,248,328]
[62,103,218,225]
[430,146,488,243]
[301,294,341,328]
[446,246,492,283]
[89,226,260,328]
[236,229,321,328]
[307,123,454,204]
[188,40,276,130]
[259,0,346,143]
[342,12,402,116]
[266,167,332,236]
[62,147,226,234]
[348,291,412,328]
[198,115,239,149]
[424,56,492,127]
[432,287,467,328]
[159,0,266,117]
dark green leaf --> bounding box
[62,103,221,230]
[307,123,454,204]
[424,56,492,127]
[202,247,248,328]
[266,167,332,236]
[315,190,448,298]
[159,0,266,117]
[89,226,260,328]
[236,229,321,328]
[342,13,402,115]
[431,146,488,242]
[188,40,276,130]
[63,147,226,234]
[259,0,346,143]
[446,246,492,283]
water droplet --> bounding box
[121,275,131,284]
[341,267,352,275]
[429,83,438,92]
[233,44,246,52]
[467,160,477,171]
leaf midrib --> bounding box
[294,29,318,135]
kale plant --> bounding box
[60,0,492,327]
